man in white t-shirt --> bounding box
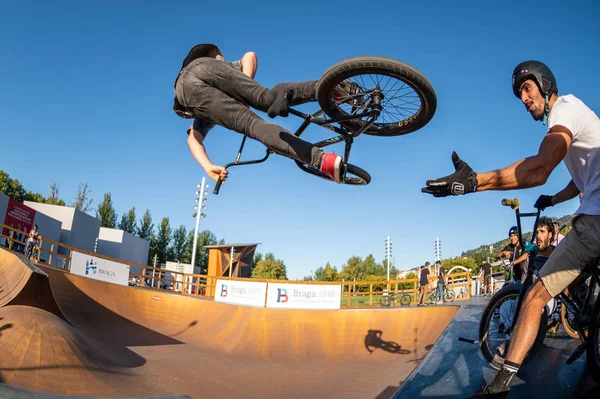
[421,60,600,396]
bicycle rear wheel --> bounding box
[316,56,437,137]
[444,289,456,302]
[479,285,547,370]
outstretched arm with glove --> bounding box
[422,126,572,197]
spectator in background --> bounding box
[25,225,39,260]
[436,260,446,304]
[418,262,431,306]
[551,217,565,246]
[479,259,493,296]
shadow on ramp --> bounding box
[365,329,411,355]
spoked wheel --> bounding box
[479,285,547,370]
[294,160,371,185]
[400,294,412,306]
[316,56,437,137]
[560,303,587,339]
[444,289,456,302]
[380,294,393,307]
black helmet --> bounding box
[508,226,519,237]
[512,60,557,99]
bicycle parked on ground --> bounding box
[380,289,412,307]
[213,56,437,194]
[478,198,600,383]
[426,284,456,304]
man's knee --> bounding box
[524,280,552,308]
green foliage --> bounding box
[138,209,154,240]
[24,191,45,203]
[251,258,287,280]
[118,206,137,234]
[96,192,118,228]
[155,217,172,264]
[193,230,217,274]
[170,225,189,263]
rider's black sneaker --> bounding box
[471,368,517,398]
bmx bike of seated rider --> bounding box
[213,56,437,194]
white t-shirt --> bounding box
[547,94,600,215]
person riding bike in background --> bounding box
[422,60,600,397]
[172,44,347,185]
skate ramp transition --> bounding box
[0,249,458,398]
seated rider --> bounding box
[172,44,346,185]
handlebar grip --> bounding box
[213,177,223,195]
[501,198,520,209]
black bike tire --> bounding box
[294,160,371,185]
[585,295,600,384]
[444,289,456,302]
[400,294,411,306]
[380,295,392,307]
[560,303,585,339]
[316,56,437,137]
[478,285,547,370]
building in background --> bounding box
[97,227,150,275]
[1,194,62,263]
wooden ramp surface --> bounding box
[0,249,458,398]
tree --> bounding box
[249,252,264,275]
[339,256,366,281]
[118,206,137,234]
[313,262,338,281]
[96,192,118,228]
[192,230,217,274]
[0,171,9,194]
[155,217,173,264]
[24,191,45,203]
[0,171,26,202]
[72,182,93,212]
[138,209,154,240]
[251,258,287,280]
[46,182,65,206]
[171,225,189,262]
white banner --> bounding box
[70,250,130,286]
[214,279,267,307]
[266,283,341,309]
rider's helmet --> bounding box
[511,60,558,99]
[508,226,519,237]
[180,43,224,70]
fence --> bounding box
[0,222,472,307]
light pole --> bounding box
[385,236,392,281]
[434,237,442,275]
[191,177,209,271]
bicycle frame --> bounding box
[212,90,383,195]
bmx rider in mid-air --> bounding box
[172,43,347,185]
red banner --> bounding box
[3,198,36,239]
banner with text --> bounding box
[266,283,341,309]
[3,198,36,238]
[214,279,267,307]
[70,251,130,286]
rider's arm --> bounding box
[240,52,257,79]
[187,128,213,172]
[476,126,573,191]
[551,179,580,206]
[514,252,529,265]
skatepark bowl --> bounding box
[0,248,459,399]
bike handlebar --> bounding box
[213,177,223,195]
[501,198,520,209]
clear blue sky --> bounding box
[1,0,599,279]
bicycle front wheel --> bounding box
[479,285,547,370]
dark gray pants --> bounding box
[175,57,323,167]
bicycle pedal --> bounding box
[566,342,587,365]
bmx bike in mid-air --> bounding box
[213,56,437,194]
